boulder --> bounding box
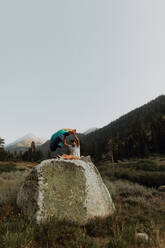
[17,157,115,224]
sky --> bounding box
[1,0,165,144]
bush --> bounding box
[111,169,165,187]
[103,179,156,199]
[85,217,114,237]
[129,160,165,172]
[100,160,165,187]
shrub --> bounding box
[103,179,157,199]
[104,166,165,187]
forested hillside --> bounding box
[80,95,165,161]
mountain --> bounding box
[81,95,165,161]
[6,133,46,153]
[39,95,165,160]
[83,127,98,135]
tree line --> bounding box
[80,95,165,161]
[0,138,44,162]
[1,96,165,162]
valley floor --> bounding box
[0,157,165,248]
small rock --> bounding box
[136,233,149,242]
[158,186,165,192]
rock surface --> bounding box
[17,156,115,224]
[136,233,149,242]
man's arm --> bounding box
[73,133,80,146]
[63,136,69,147]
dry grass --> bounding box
[103,178,157,198]
[0,161,38,168]
[0,162,32,205]
[0,160,40,206]
[0,158,165,247]
[0,170,30,205]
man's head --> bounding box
[71,139,76,147]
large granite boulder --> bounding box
[17,157,115,224]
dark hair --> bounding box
[71,139,75,143]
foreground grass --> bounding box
[0,195,165,248]
[0,159,165,247]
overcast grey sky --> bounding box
[1,0,165,144]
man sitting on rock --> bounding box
[62,132,80,160]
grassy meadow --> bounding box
[0,158,165,248]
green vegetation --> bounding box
[0,158,165,247]
[0,137,5,148]
[21,148,44,162]
[0,136,44,162]
[81,95,165,161]
[97,159,165,187]
[1,97,165,246]
[0,137,9,161]
[2,200,164,248]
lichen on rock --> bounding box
[17,157,115,224]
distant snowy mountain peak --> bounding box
[6,133,46,152]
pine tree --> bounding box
[31,141,36,153]
[0,137,7,161]
[106,138,114,163]
[0,137,4,148]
